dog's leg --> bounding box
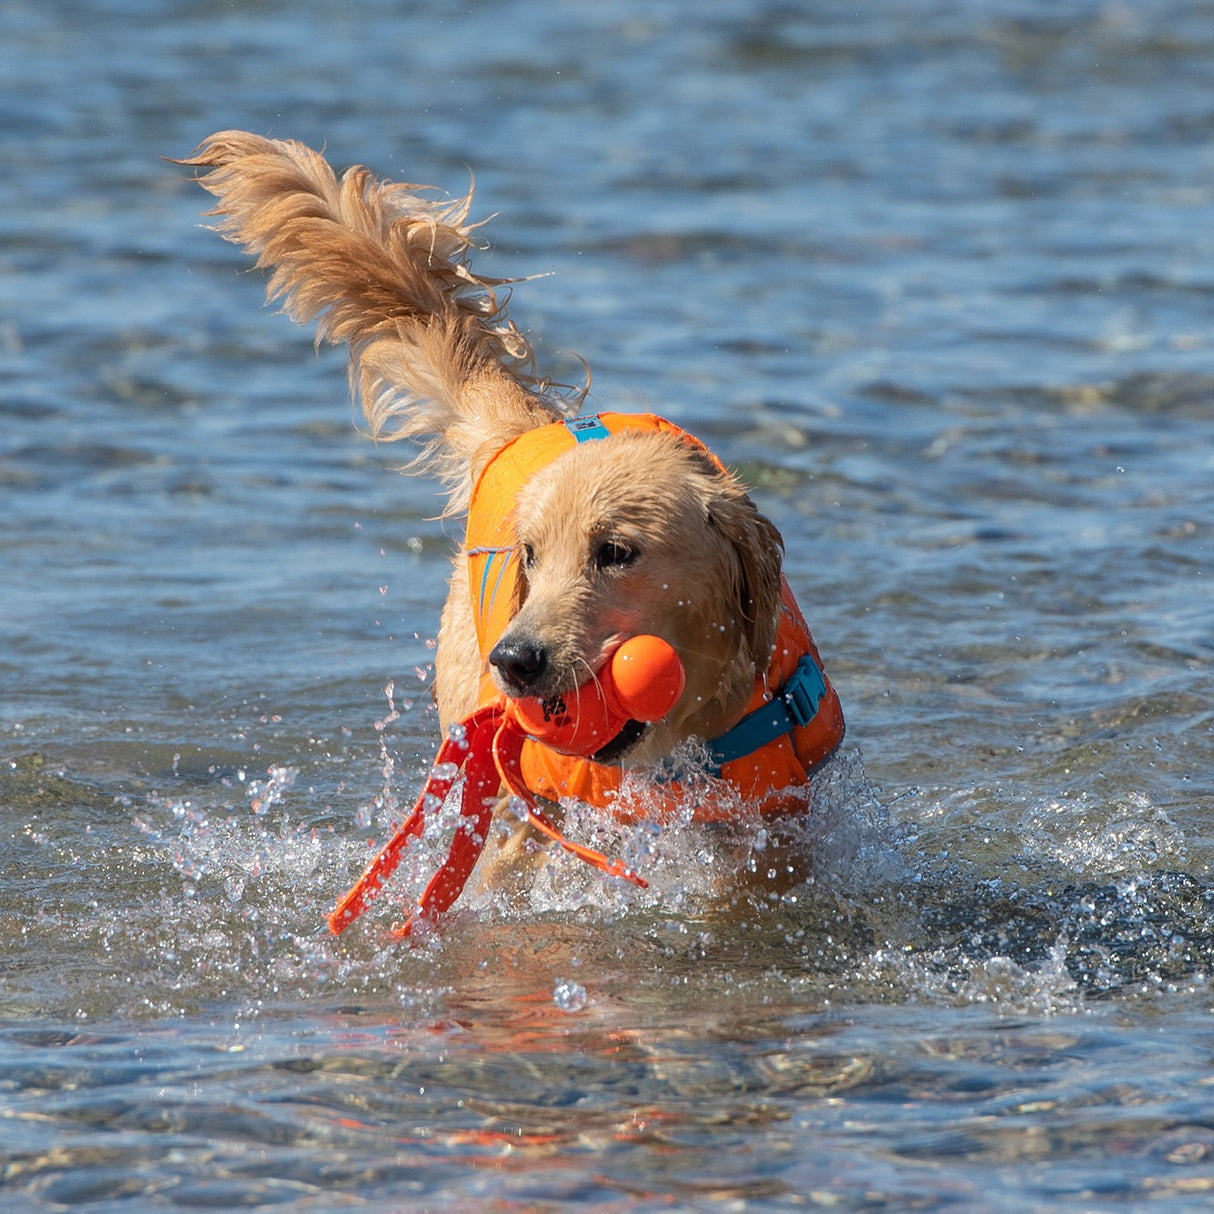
[465,799,556,902]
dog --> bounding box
[176,132,845,921]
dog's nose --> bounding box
[489,638,549,691]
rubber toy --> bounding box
[506,634,686,755]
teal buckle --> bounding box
[785,654,827,728]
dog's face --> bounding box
[487,431,784,757]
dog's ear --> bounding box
[705,482,785,666]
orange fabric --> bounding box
[467,413,845,821]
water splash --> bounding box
[466,745,906,925]
[880,937,1085,1017]
[1018,790,1188,877]
[16,688,1199,1027]
[247,765,297,817]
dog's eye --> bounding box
[520,542,536,570]
[594,539,639,570]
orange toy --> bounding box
[506,635,685,756]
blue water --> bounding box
[3,1,1214,1208]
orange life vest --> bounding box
[465,413,845,820]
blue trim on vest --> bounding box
[564,415,611,442]
[471,546,514,621]
[703,653,828,774]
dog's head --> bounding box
[485,430,784,759]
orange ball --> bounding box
[505,635,686,756]
[608,635,685,722]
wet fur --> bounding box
[178,132,787,881]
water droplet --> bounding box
[553,979,587,1013]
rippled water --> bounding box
[3,0,1214,1208]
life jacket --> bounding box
[464,412,845,820]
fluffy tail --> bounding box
[175,131,565,513]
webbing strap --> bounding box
[703,653,828,773]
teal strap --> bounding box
[704,654,827,774]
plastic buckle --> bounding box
[784,655,826,728]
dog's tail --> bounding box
[175,131,565,514]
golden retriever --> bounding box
[176,132,844,918]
